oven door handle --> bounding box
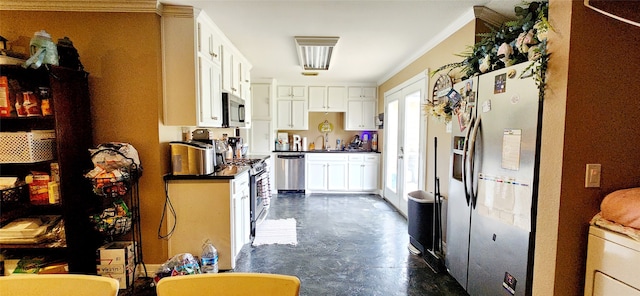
[256,207,269,225]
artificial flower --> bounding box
[479,55,491,73]
[497,42,514,64]
[534,20,548,41]
[528,44,542,61]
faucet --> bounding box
[325,133,329,150]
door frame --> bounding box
[382,70,428,216]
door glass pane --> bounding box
[385,100,399,193]
[402,91,421,200]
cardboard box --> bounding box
[97,264,134,288]
[96,241,135,289]
[97,241,134,266]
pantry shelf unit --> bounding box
[0,64,99,274]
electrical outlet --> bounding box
[585,164,601,188]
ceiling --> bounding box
[161,0,522,85]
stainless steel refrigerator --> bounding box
[445,61,541,296]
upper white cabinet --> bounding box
[348,86,376,100]
[251,83,271,120]
[276,99,308,130]
[162,6,223,127]
[276,85,308,130]
[198,17,222,65]
[345,86,377,131]
[277,85,306,99]
[308,86,346,112]
[222,46,252,102]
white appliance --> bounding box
[584,225,640,296]
[446,62,541,296]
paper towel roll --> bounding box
[302,137,308,151]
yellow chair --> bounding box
[156,272,301,296]
[0,274,119,296]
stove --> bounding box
[226,157,271,242]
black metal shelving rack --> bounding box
[88,147,147,294]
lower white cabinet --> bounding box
[347,154,380,192]
[306,154,348,192]
[232,172,250,258]
[306,153,379,193]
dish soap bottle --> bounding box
[200,239,219,273]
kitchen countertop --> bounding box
[272,150,380,154]
[164,165,250,180]
[164,154,271,181]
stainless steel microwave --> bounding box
[222,93,245,128]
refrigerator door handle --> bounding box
[462,115,475,205]
[467,114,482,208]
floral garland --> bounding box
[425,1,550,123]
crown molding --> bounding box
[473,6,511,27]
[0,0,162,14]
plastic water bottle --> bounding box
[200,240,219,273]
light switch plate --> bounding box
[585,164,601,188]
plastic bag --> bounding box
[153,253,201,284]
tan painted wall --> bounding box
[279,112,375,151]
[378,21,476,228]
[0,10,175,264]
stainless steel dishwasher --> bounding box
[275,153,305,193]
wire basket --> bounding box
[92,215,132,236]
[1,182,29,203]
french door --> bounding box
[383,77,426,216]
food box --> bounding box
[97,241,134,266]
[96,241,136,289]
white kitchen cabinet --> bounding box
[198,16,222,65]
[276,99,308,130]
[327,86,347,111]
[307,86,326,112]
[347,154,380,192]
[345,100,376,130]
[348,86,376,100]
[306,154,348,192]
[277,85,306,99]
[162,6,223,127]
[198,56,223,127]
[232,172,250,257]
[249,119,272,154]
[308,86,346,112]
[166,170,249,271]
[251,83,271,120]
[222,46,249,99]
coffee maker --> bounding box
[191,128,226,171]
[227,136,243,159]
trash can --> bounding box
[407,190,435,256]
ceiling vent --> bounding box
[295,36,339,71]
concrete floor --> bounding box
[123,193,468,296]
[233,193,468,296]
